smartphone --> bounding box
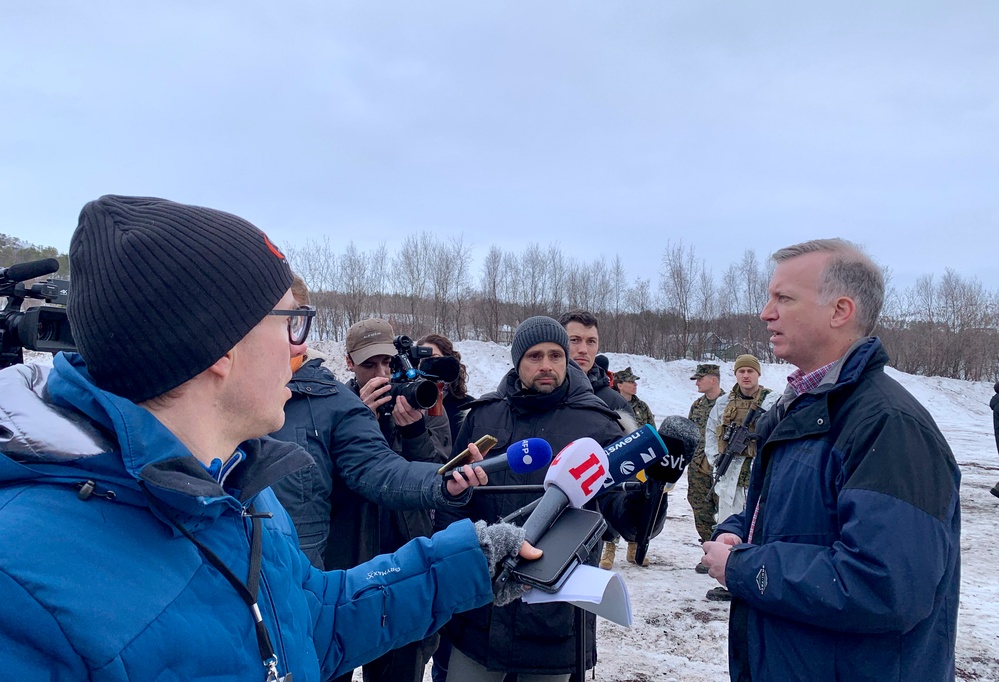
[437,435,499,475]
[511,507,608,593]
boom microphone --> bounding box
[441,437,553,478]
[0,258,59,284]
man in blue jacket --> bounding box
[701,238,960,681]
[0,195,535,681]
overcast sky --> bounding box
[2,1,996,291]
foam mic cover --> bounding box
[646,415,701,483]
[1,257,59,283]
[599,424,670,489]
[473,438,553,476]
[519,438,610,545]
[419,356,460,383]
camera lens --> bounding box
[395,379,440,410]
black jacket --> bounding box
[439,363,624,675]
[269,359,461,570]
[443,390,476,445]
[586,363,635,417]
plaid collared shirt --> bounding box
[787,360,837,396]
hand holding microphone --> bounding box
[440,437,554,479]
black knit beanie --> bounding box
[511,316,570,368]
[68,195,293,402]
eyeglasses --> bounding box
[268,305,316,345]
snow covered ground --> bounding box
[312,339,999,681]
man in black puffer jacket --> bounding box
[438,316,624,682]
[559,310,639,570]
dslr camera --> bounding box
[1,258,76,369]
[381,335,440,415]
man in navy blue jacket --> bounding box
[701,238,960,681]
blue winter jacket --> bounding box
[715,338,961,681]
[0,353,493,681]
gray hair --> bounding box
[772,238,884,335]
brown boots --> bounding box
[599,541,616,569]
[626,541,650,567]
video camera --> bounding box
[1,257,76,369]
[381,334,459,415]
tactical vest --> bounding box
[716,386,772,460]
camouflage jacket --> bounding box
[688,394,719,474]
[627,395,655,429]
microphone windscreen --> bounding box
[656,415,700,462]
[645,416,701,483]
[419,356,460,383]
[506,438,553,474]
[5,258,59,283]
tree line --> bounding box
[5,232,997,381]
[1,233,70,276]
[284,235,999,382]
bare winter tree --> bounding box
[608,255,627,349]
[659,240,698,359]
[367,242,389,318]
[283,236,341,341]
[520,243,549,316]
[477,245,504,341]
[340,242,369,327]
[392,232,435,334]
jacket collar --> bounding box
[775,337,887,415]
[287,357,339,396]
[2,353,310,520]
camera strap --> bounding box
[141,487,289,681]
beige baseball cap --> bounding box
[346,318,396,364]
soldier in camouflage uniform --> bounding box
[614,367,655,428]
[687,364,722,561]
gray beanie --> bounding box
[511,316,570,368]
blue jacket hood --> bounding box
[1,352,310,522]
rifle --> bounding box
[705,405,762,502]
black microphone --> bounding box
[441,438,553,478]
[419,356,460,383]
[645,416,701,483]
[0,258,59,283]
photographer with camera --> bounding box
[341,317,452,682]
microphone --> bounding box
[0,258,59,283]
[520,437,610,545]
[599,424,673,489]
[492,438,610,592]
[441,438,553,478]
[419,356,461,383]
[646,416,701,483]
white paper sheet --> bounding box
[521,564,632,627]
